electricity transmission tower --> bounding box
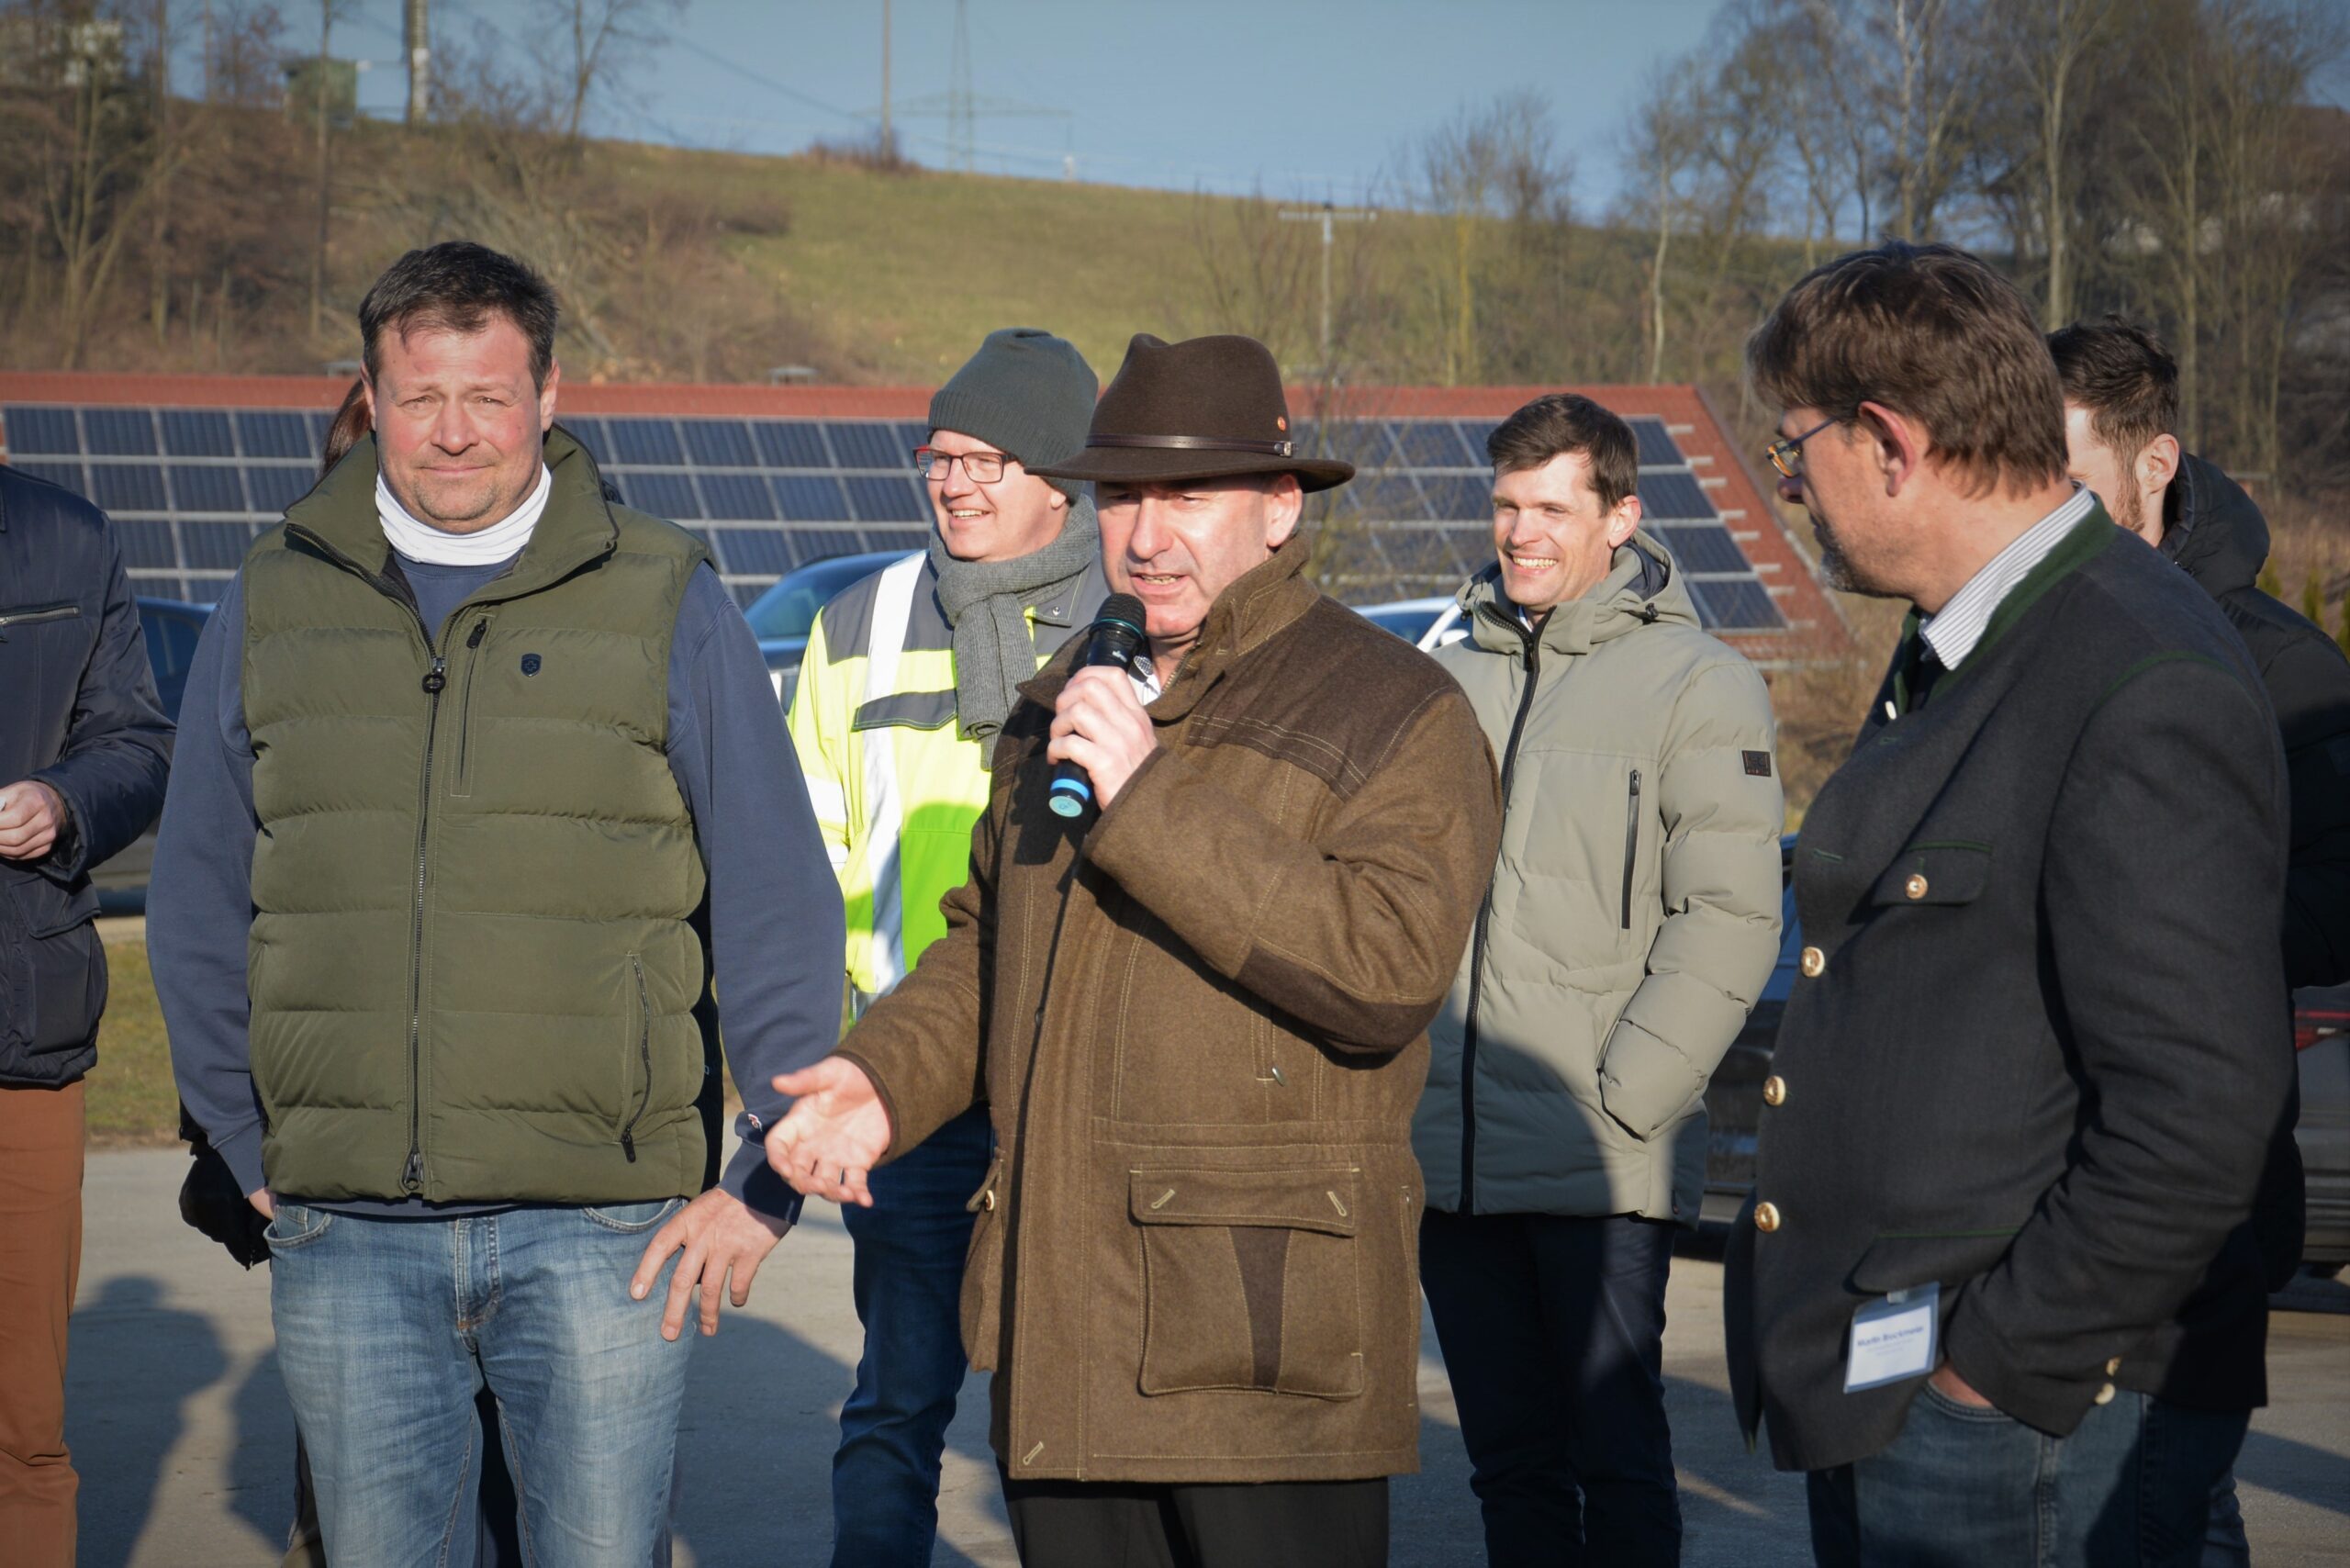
[872,0,1069,174]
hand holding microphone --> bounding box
[1046,594,1154,821]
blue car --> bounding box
[744,550,918,706]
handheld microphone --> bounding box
[1047,593,1149,820]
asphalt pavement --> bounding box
[62,1148,2350,1566]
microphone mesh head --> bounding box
[1100,593,1147,631]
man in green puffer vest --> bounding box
[150,242,845,1562]
[1414,394,1785,1565]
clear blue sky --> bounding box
[310,0,1730,210]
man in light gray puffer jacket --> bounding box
[1414,392,1784,1566]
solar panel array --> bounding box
[1,404,1785,631]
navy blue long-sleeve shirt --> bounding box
[150,553,844,1221]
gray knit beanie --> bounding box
[928,328,1100,499]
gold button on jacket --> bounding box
[1799,946,1825,978]
[1754,1201,1782,1232]
[1762,1075,1786,1107]
[1904,873,1930,901]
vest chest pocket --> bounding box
[1128,1166,1365,1400]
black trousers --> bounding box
[1000,1473,1388,1568]
[1419,1208,1681,1566]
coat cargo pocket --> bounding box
[1129,1166,1365,1400]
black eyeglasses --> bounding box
[912,447,1009,483]
[1765,416,1843,480]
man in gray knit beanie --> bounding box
[783,325,1102,1567]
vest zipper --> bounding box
[453,618,490,795]
[1460,620,1541,1215]
[1620,769,1642,930]
[0,603,81,629]
[621,953,652,1162]
[404,648,449,1193]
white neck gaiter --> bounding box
[377,464,552,566]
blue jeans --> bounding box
[267,1199,693,1568]
[1806,1384,2251,1568]
[833,1105,992,1568]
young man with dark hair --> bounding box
[1416,391,1784,1564]
[151,240,845,1562]
[768,334,1502,1568]
[789,327,1104,1567]
[1728,241,2294,1567]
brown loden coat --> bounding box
[834,540,1502,1484]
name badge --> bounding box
[1844,1282,1940,1394]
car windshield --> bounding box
[744,555,900,642]
[1360,606,1440,644]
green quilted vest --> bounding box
[241,429,711,1204]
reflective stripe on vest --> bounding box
[858,554,926,994]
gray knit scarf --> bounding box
[928,494,1101,743]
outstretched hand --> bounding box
[766,1058,892,1207]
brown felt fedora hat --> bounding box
[1028,333,1354,492]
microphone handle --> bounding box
[1046,624,1146,822]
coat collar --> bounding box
[285,425,618,604]
[1457,529,1696,658]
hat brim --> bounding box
[1031,444,1354,493]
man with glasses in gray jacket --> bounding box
[1414,393,1785,1566]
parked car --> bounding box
[1700,836,2350,1275]
[89,596,213,910]
[1353,596,1470,651]
[744,549,916,704]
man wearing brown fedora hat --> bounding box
[768,332,1503,1566]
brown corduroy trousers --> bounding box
[0,1080,83,1568]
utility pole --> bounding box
[878,0,890,156]
[310,0,331,337]
[1278,202,1376,366]
[405,0,429,126]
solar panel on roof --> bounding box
[893,422,928,456]
[845,475,925,524]
[754,421,831,468]
[184,573,232,605]
[1629,418,1683,467]
[708,527,793,575]
[5,407,80,456]
[84,409,156,455]
[162,409,235,457]
[11,460,85,494]
[246,465,314,513]
[183,521,257,569]
[169,465,246,513]
[89,464,166,511]
[238,411,314,460]
[774,474,850,521]
[1655,525,1750,575]
[616,470,700,520]
[1636,472,1716,521]
[1390,420,1478,467]
[558,418,609,461]
[1689,579,1785,631]
[729,580,767,610]
[682,420,757,467]
[1454,421,1496,462]
[1349,472,1428,521]
[799,527,867,561]
[1378,527,1469,580]
[699,472,777,521]
[867,528,929,554]
[607,418,683,467]
[1421,475,1494,522]
[117,520,177,567]
[826,422,901,470]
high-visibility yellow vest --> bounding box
[788,551,1106,1000]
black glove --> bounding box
[177,1115,271,1270]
